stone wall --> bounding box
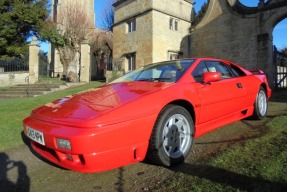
[191,0,287,86]
[191,1,258,67]
[113,10,153,70]
[152,9,191,62]
[0,72,29,87]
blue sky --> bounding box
[40,0,286,52]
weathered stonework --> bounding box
[29,37,40,84]
[80,40,91,82]
[0,72,29,86]
[113,0,287,88]
[191,0,287,87]
[113,0,193,72]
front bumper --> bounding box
[23,116,154,172]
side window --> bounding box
[205,61,233,79]
[192,62,208,82]
[217,62,233,79]
[192,61,240,82]
[229,65,246,77]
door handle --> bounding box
[237,83,243,88]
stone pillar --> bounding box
[256,33,274,88]
[54,49,63,77]
[80,39,91,82]
[29,37,40,84]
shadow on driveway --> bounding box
[0,152,30,192]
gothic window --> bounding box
[127,19,136,32]
[170,53,179,60]
[168,51,182,60]
[127,53,136,71]
[169,18,179,31]
[169,18,174,30]
[175,20,178,31]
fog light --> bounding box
[56,138,71,150]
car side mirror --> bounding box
[203,72,221,83]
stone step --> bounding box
[15,83,68,88]
[1,87,52,92]
[0,90,47,96]
[0,82,86,98]
[0,94,29,98]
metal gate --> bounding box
[38,52,51,82]
[273,46,287,89]
[0,55,29,72]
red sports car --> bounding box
[23,58,271,173]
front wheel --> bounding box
[251,87,268,120]
[147,105,194,167]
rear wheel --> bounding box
[252,87,268,120]
[147,105,194,166]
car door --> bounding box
[192,60,247,124]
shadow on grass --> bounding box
[195,133,263,145]
[270,89,287,103]
[196,119,269,145]
[171,163,287,191]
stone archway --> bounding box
[271,17,287,88]
[190,0,287,88]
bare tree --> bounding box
[90,31,113,54]
[89,29,113,78]
[97,0,116,31]
[56,1,96,81]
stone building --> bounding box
[49,0,95,78]
[113,0,287,88]
[113,0,194,72]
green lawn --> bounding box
[0,82,103,151]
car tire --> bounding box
[147,105,194,167]
[251,87,268,120]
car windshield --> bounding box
[111,59,195,83]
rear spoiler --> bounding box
[249,70,265,75]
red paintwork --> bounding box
[23,58,272,173]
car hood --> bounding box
[31,81,171,123]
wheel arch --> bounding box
[260,83,268,93]
[168,99,195,117]
[165,99,196,134]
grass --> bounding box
[0,81,103,151]
[153,115,287,192]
